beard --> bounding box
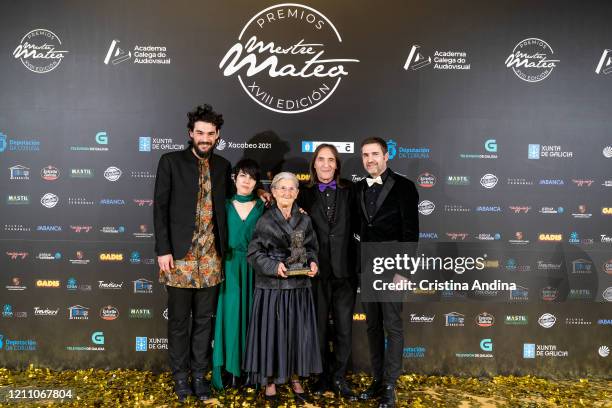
[192,141,213,159]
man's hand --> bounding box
[393,273,408,285]
[277,262,288,278]
[158,254,174,273]
[257,189,273,205]
[308,262,318,277]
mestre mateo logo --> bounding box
[13,29,68,73]
[505,38,559,82]
[219,3,359,114]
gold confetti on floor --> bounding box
[0,365,610,407]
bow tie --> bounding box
[318,180,336,192]
[366,176,383,187]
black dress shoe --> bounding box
[359,378,383,400]
[311,376,328,396]
[230,375,240,388]
[378,384,396,408]
[173,378,193,402]
[332,378,358,401]
[293,390,312,404]
[264,392,278,403]
[192,376,211,401]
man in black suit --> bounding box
[297,144,358,400]
[154,105,232,401]
[355,137,419,408]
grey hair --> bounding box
[271,172,299,190]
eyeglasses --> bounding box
[273,186,297,193]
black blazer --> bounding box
[297,180,356,279]
[247,203,319,290]
[154,148,232,260]
[355,169,419,243]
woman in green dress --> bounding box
[212,159,265,390]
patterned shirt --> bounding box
[159,155,223,288]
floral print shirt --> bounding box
[159,156,223,288]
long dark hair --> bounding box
[307,143,347,188]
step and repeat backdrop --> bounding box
[1,0,611,376]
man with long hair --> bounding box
[297,143,358,400]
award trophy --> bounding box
[285,230,311,276]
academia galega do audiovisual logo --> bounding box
[595,49,612,75]
[104,39,170,65]
[219,3,359,114]
[403,44,471,71]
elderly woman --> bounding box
[244,172,322,402]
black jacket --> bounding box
[297,180,356,279]
[355,169,419,243]
[247,203,319,290]
[154,148,232,260]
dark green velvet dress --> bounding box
[212,196,264,389]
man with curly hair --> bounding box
[154,104,232,401]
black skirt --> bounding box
[243,286,322,385]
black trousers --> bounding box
[167,285,219,380]
[311,276,356,381]
[362,300,403,385]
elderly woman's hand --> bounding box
[277,262,288,278]
[257,189,273,206]
[307,262,318,277]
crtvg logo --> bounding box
[480,338,493,352]
[485,139,497,152]
[219,3,359,114]
[91,331,104,345]
[95,132,108,145]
